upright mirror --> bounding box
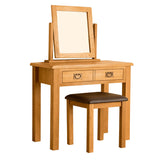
[51,6,95,58]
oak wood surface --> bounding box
[31,61,132,150]
[67,99,126,152]
[39,68,52,84]
[48,23,54,61]
[94,102,121,108]
[30,60,133,69]
[32,67,41,142]
[47,22,96,61]
[93,24,97,59]
[119,101,126,148]
[95,69,124,81]
[60,79,125,86]
[62,70,93,83]
[87,104,94,153]
[67,100,73,145]
[31,5,133,152]
[44,59,100,63]
[98,107,104,140]
[59,67,125,86]
[51,5,95,58]
[122,66,131,140]
[101,83,109,134]
[50,69,60,150]
[52,5,92,12]
[70,100,89,108]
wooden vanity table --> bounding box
[31,5,133,150]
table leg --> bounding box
[122,66,131,140]
[32,67,41,142]
[50,70,60,150]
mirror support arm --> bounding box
[48,22,54,61]
[93,23,97,59]
[46,22,98,63]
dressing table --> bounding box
[30,5,133,150]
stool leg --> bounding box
[119,101,126,148]
[87,104,94,153]
[101,83,109,133]
[98,108,105,140]
[67,100,73,145]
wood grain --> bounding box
[98,83,109,140]
[62,70,93,83]
[101,83,109,133]
[70,100,89,108]
[30,60,133,69]
[51,5,95,58]
[48,23,54,61]
[87,104,94,153]
[39,68,52,84]
[94,102,121,109]
[96,69,124,81]
[31,60,133,151]
[45,59,100,63]
[122,66,131,140]
[67,100,73,145]
[119,102,126,148]
[50,69,60,150]
[93,23,97,59]
[98,108,105,140]
[68,100,125,152]
[32,67,41,142]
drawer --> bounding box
[62,70,93,83]
[95,69,124,81]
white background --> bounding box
[0,0,160,160]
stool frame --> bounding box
[67,100,126,153]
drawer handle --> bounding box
[73,73,82,80]
[105,72,113,78]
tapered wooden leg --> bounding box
[119,102,126,148]
[32,67,41,142]
[100,84,109,134]
[67,100,73,145]
[122,66,131,140]
[87,104,94,153]
[50,70,60,150]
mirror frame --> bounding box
[51,5,95,58]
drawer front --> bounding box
[95,69,124,81]
[62,70,93,83]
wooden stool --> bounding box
[65,92,128,153]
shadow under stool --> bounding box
[65,92,128,153]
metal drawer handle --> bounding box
[105,72,113,78]
[73,73,82,79]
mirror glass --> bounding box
[57,11,90,53]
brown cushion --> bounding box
[65,92,128,104]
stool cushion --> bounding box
[65,92,128,104]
